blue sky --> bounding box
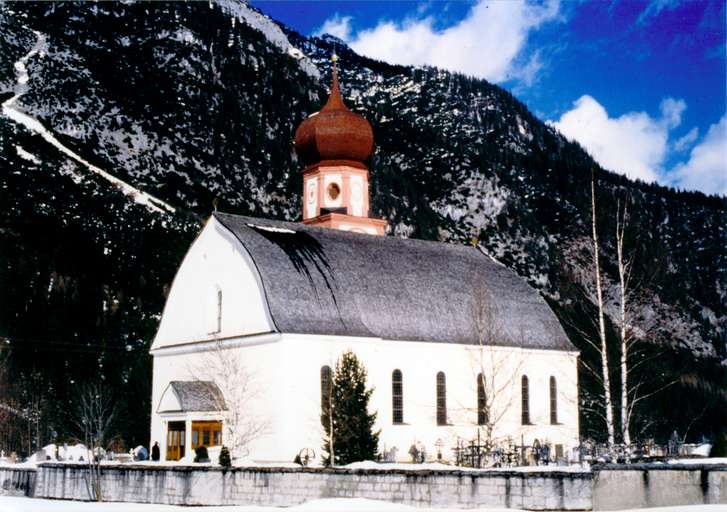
[252,0,726,195]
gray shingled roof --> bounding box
[164,381,227,412]
[214,213,575,351]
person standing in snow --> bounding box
[151,442,160,461]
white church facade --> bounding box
[149,61,579,464]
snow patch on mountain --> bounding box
[2,31,175,215]
[15,145,40,164]
[215,0,319,78]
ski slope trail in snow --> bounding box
[2,31,176,215]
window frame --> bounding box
[208,285,223,335]
[477,373,487,426]
[320,365,332,412]
[549,376,558,425]
[521,375,531,425]
[392,369,404,424]
[436,371,447,426]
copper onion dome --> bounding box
[294,56,374,169]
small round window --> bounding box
[327,183,341,200]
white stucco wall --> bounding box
[269,335,578,464]
[152,333,578,465]
[151,217,274,350]
[150,334,284,462]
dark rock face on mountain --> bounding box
[0,1,724,449]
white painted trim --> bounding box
[283,332,579,356]
[151,332,281,356]
[158,412,224,420]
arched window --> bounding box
[392,370,403,424]
[521,375,531,425]
[550,376,558,424]
[209,285,222,334]
[320,366,332,412]
[477,373,487,426]
[436,372,447,426]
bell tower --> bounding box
[294,55,387,236]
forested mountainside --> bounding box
[0,1,724,452]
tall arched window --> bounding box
[436,372,447,426]
[477,373,487,426]
[320,366,332,412]
[521,375,531,425]
[392,370,403,424]
[550,376,558,424]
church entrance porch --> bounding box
[156,381,228,462]
[166,421,186,461]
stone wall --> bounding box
[592,463,727,510]
[34,463,592,510]
[16,462,727,510]
[0,466,36,497]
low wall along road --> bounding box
[1,461,725,510]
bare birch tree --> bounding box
[469,285,523,446]
[590,171,616,459]
[615,197,633,453]
[614,197,677,454]
[73,382,116,502]
[192,341,267,461]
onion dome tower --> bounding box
[294,54,387,235]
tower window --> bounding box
[436,372,447,426]
[550,376,558,424]
[477,373,487,426]
[392,369,403,424]
[327,182,341,200]
[521,375,531,425]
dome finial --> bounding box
[325,52,346,110]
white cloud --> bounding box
[314,0,562,83]
[548,95,677,183]
[659,97,686,129]
[637,0,682,25]
[549,96,726,195]
[669,116,727,196]
[314,14,352,41]
[674,127,699,152]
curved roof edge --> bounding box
[214,212,576,352]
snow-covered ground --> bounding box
[342,460,590,473]
[666,458,727,465]
[2,497,727,512]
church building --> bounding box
[149,59,579,464]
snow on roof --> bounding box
[214,213,575,351]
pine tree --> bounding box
[322,351,379,466]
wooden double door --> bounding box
[166,421,186,461]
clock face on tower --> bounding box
[308,183,316,203]
[306,179,317,218]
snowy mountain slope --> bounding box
[0,1,724,446]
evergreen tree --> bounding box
[322,351,379,466]
[710,431,727,457]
